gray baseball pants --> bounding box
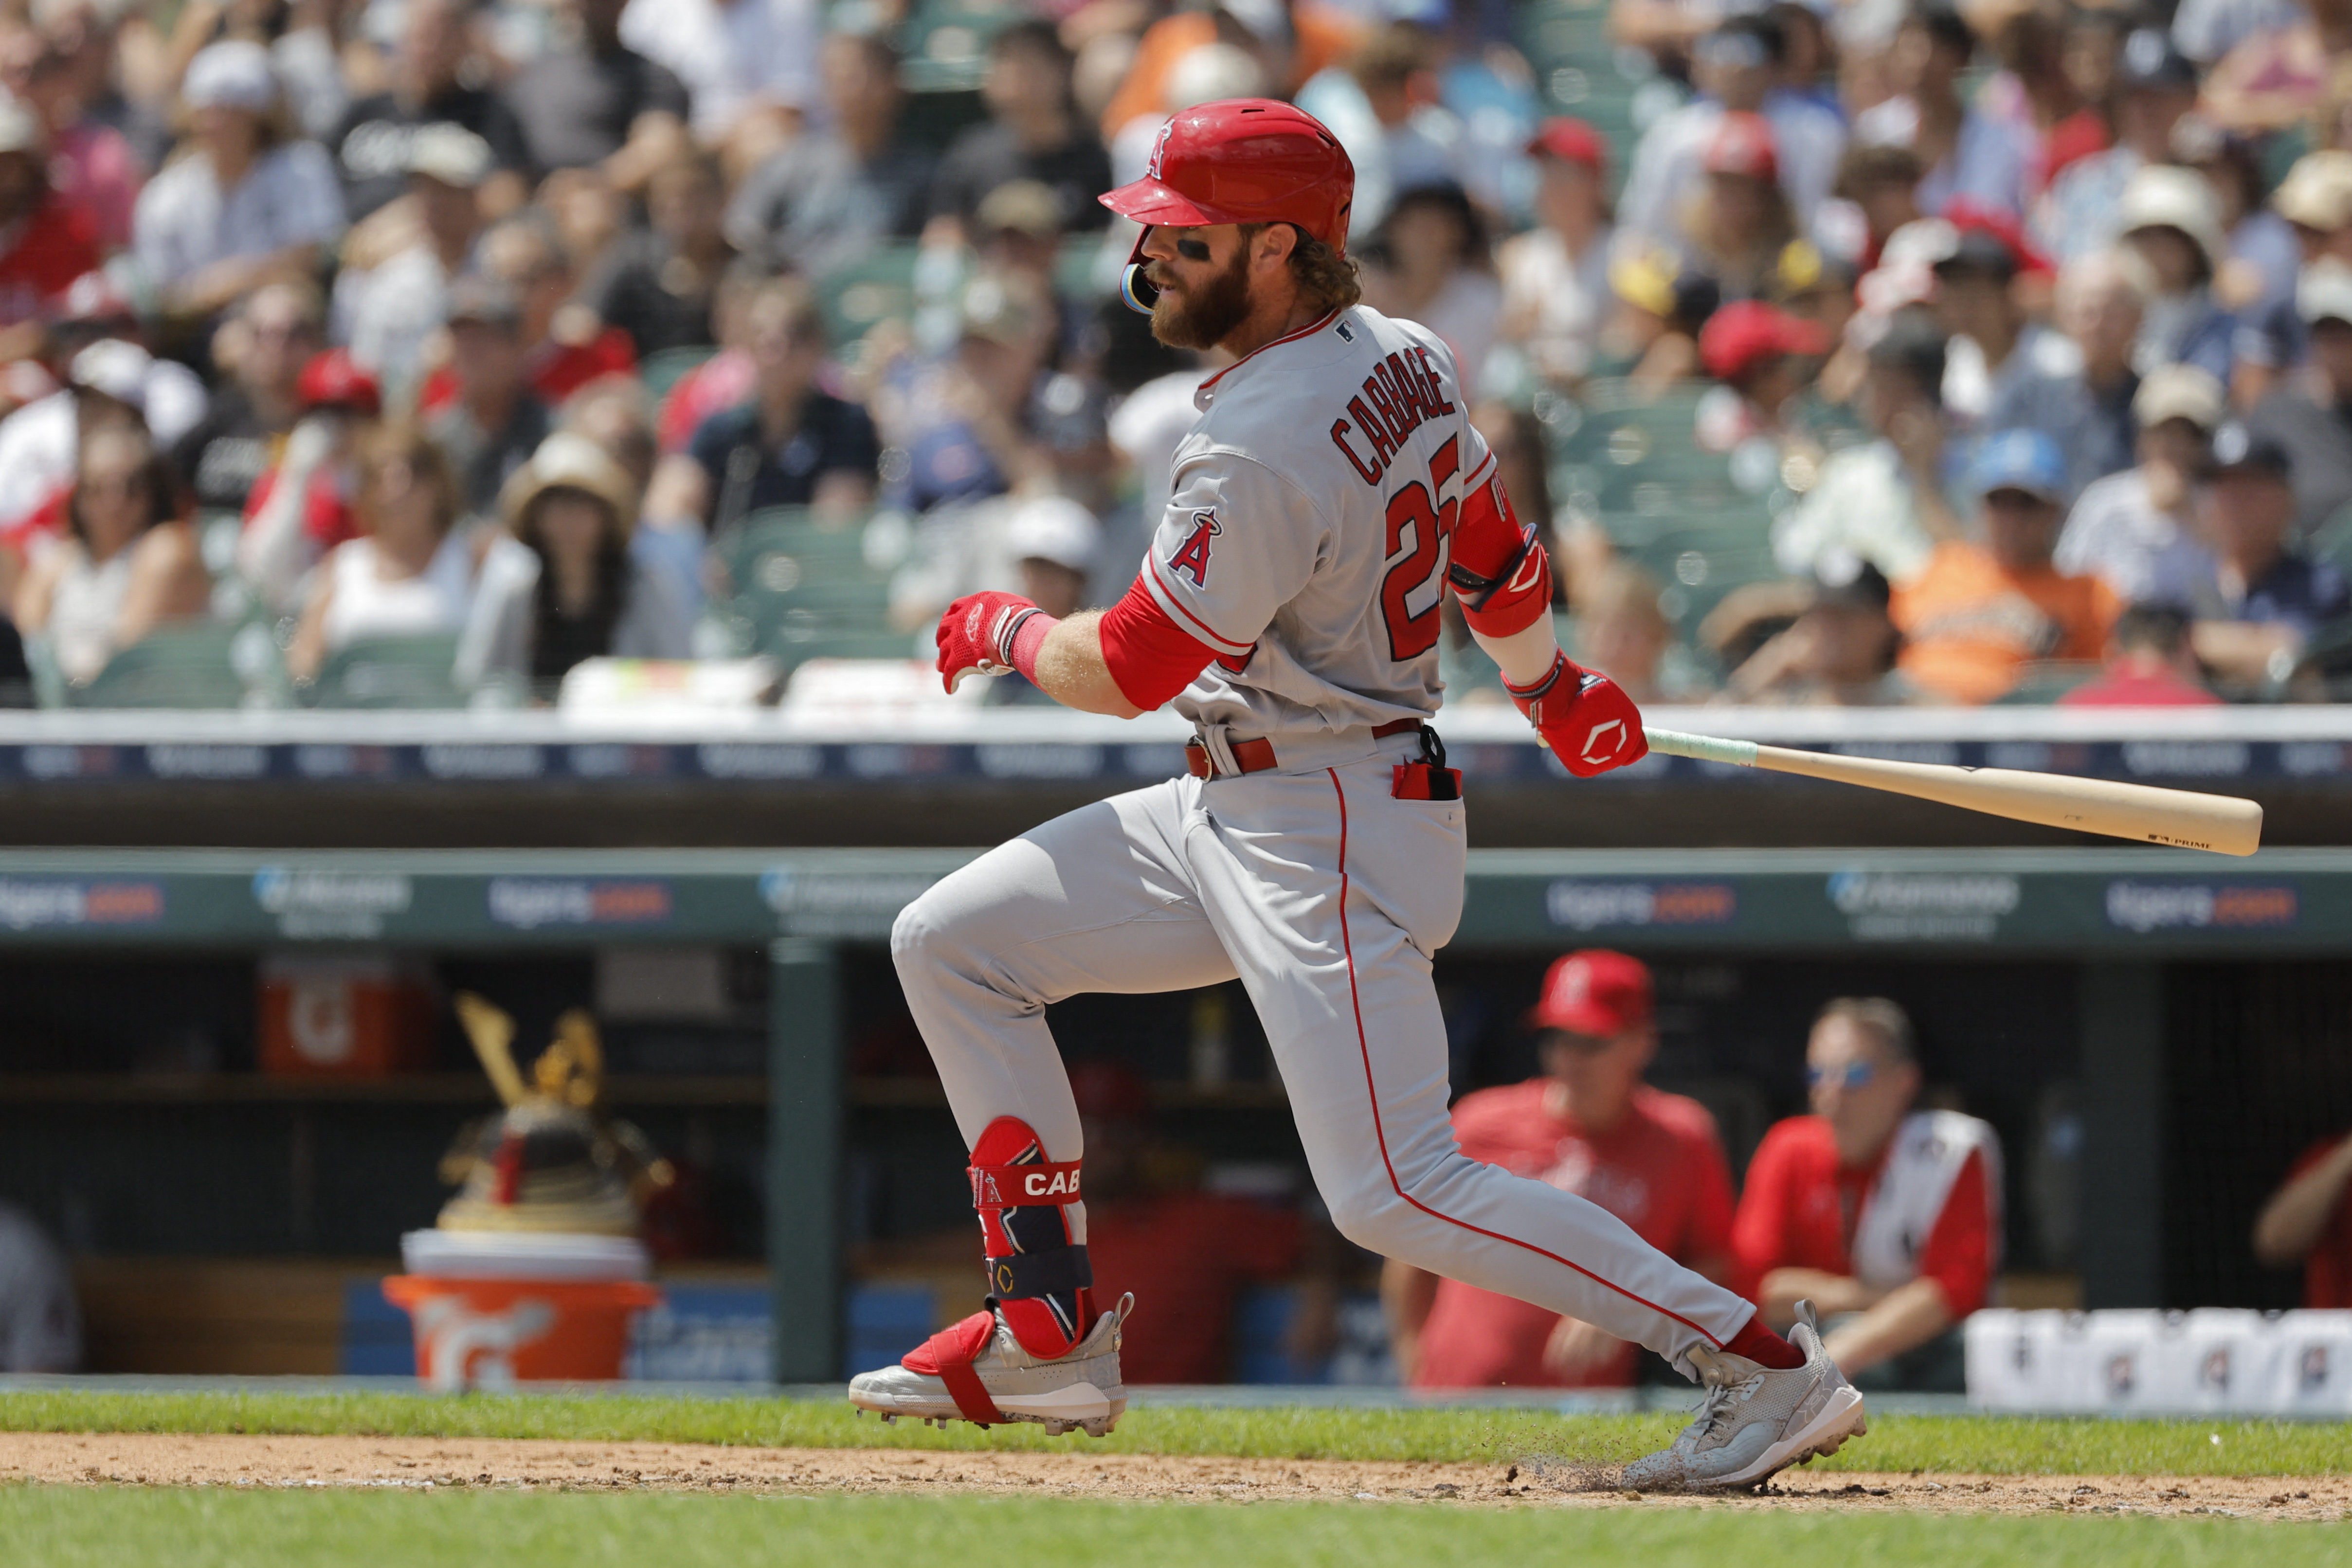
[890,729,1755,1375]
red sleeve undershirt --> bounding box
[1097,575,1218,711]
[1915,1148,1994,1316]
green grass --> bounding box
[2,1390,2348,1477]
[0,1487,2343,1568]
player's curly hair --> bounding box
[1239,222,1364,314]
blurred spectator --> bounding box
[2252,1126,2352,1307]
[1927,216,2072,437]
[0,1199,76,1370]
[1991,250,2146,501]
[0,15,138,252]
[1736,997,2000,1386]
[2240,151,2352,397]
[2057,363,2225,604]
[985,494,1100,706]
[15,423,207,685]
[1105,40,1267,192]
[651,258,762,456]
[1572,562,1673,704]
[287,423,474,681]
[459,432,691,692]
[644,276,876,536]
[616,0,816,165]
[1496,118,1612,388]
[131,40,344,322]
[504,0,688,182]
[425,278,551,517]
[1696,300,1829,452]
[2246,259,2352,538]
[1385,951,1736,1390]
[1360,183,1497,389]
[930,21,1111,239]
[1774,308,1958,586]
[1099,1,1359,146]
[1826,142,1925,273]
[1891,428,2118,704]
[1851,4,2029,218]
[0,98,101,354]
[2200,0,2352,135]
[236,346,379,614]
[584,150,732,357]
[1617,14,1845,263]
[2033,28,2200,265]
[417,216,636,418]
[869,269,1106,516]
[329,0,527,223]
[1613,112,1826,384]
[722,32,931,278]
[1295,21,1467,239]
[172,280,324,513]
[0,336,207,560]
[344,125,494,409]
[2162,422,2351,688]
[2115,165,2236,384]
[2174,0,2303,66]
[2174,116,2299,315]
[2059,602,2221,707]
[1719,562,1917,706]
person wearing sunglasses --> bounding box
[1732,997,2002,1389]
[1383,950,1739,1391]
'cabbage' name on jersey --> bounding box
[1329,343,1458,487]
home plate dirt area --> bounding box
[2,1433,2348,1519]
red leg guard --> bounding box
[968,1116,1094,1359]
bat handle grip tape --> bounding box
[1643,729,1759,767]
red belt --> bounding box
[1184,717,1424,779]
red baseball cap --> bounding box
[1704,111,1778,182]
[296,348,380,415]
[1528,950,1653,1038]
[1528,116,1608,175]
[1699,300,1831,381]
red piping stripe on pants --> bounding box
[1323,766,1726,1351]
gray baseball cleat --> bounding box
[848,1296,1131,1437]
[1622,1301,1867,1492]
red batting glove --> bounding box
[936,591,1044,694]
[1505,650,1649,777]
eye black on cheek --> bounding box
[1176,238,1211,261]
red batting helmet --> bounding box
[1100,98,1354,314]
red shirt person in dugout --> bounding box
[1384,950,1737,1388]
[2252,1129,2352,1308]
[1734,998,2000,1379]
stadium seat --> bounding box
[308,634,467,709]
[64,622,253,709]
[638,346,716,405]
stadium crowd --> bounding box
[0,0,2345,707]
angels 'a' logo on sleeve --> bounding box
[1167,509,1221,586]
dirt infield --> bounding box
[1,1432,2347,1519]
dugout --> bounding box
[0,845,2346,1382]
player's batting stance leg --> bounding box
[849,95,1865,1491]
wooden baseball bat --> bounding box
[1643,729,2264,856]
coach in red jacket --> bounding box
[1384,951,1738,1388]
[1735,997,2001,1388]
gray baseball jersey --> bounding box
[1137,305,1497,737]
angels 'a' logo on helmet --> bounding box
[1148,119,1175,181]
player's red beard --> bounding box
[1148,244,1255,350]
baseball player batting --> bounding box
[848,100,1866,1491]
